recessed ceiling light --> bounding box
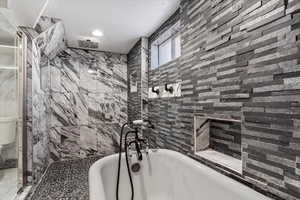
[92,29,103,37]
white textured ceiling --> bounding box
[44,0,180,54]
[7,0,49,27]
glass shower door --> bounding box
[0,12,24,200]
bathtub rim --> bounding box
[187,152,285,200]
[89,149,285,200]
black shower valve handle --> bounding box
[165,83,174,94]
[152,86,160,95]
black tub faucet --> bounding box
[165,83,173,94]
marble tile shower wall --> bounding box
[48,48,127,161]
[140,0,300,199]
[32,19,66,183]
[20,16,66,183]
[21,16,127,184]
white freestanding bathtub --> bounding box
[89,149,271,200]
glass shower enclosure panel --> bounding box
[0,14,24,200]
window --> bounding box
[151,22,181,69]
[159,39,172,66]
[174,34,181,58]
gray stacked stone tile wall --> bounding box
[210,120,241,159]
[127,0,300,199]
[127,38,149,138]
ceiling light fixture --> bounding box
[92,29,104,37]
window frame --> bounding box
[151,22,181,69]
[158,36,172,66]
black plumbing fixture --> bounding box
[124,128,148,200]
[131,127,147,161]
[116,122,128,200]
[165,83,174,94]
[152,86,160,95]
[115,124,143,200]
[131,162,141,173]
[143,119,155,129]
[124,129,148,200]
[142,99,148,105]
[124,130,138,200]
[128,138,143,161]
[116,120,155,200]
[134,127,143,161]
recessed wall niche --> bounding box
[130,71,138,93]
[193,114,242,174]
